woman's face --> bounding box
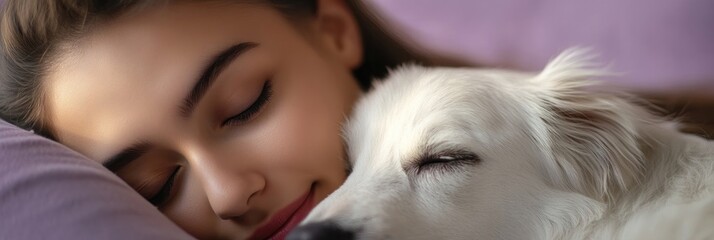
[46,1,362,239]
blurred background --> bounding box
[366,0,714,93]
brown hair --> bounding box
[0,0,456,140]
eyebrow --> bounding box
[103,142,150,172]
[102,43,258,171]
[179,42,259,117]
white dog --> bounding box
[287,49,714,240]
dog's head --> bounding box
[288,49,657,240]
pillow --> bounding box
[0,119,194,240]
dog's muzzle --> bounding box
[286,221,355,240]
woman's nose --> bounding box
[189,153,266,220]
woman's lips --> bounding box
[249,186,316,240]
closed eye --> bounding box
[415,149,480,175]
[148,166,182,206]
[221,80,273,127]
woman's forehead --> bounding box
[45,2,292,161]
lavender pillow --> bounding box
[0,120,194,240]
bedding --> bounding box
[0,119,194,240]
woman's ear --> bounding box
[312,0,363,69]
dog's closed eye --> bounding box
[414,150,481,175]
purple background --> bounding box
[367,0,714,92]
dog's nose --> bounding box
[286,221,355,240]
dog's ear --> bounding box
[530,48,653,202]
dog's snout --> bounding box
[286,221,355,240]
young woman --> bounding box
[0,0,460,239]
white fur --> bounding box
[300,49,714,239]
